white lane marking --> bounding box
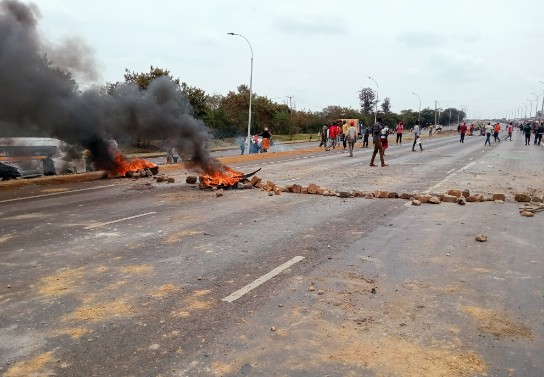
[424,161,476,194]
[85,211,157,229]
[446,168,456,173]
[0,184,116,204]
[222,256,305,303]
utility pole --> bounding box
[449,108,452,131]
[434,101,438,127]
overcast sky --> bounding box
[30,0,544,119]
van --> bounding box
[0,137,86,178]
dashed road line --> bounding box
[85,211,157,229]
[424,161,476,194]
[222,256,305,303]
[0,184,116,204]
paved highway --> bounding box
[1,131,543,376]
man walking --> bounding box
[319,124,328,149]
[412,120,423,151]
[493,123,501,143]
[362,125,370,148]
[459,122,467,143]
[485,122,493,146]
[346,121,358,157]
[523,122,532,145]
[535,122,544,146]
[369,117,388,167]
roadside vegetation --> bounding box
[106,66,467,146]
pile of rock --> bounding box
[183,174,544,217]
[517,193,544,217]
[153,175,175,183]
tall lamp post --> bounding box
[412,92,421,123]
[531,92,542,120]
[228,32,253,153]
[368,76,379,124]
[526,99,533,121]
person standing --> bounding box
[505,122,513,141]
[239,137,246,155]
[395,121,404,144]
[523,122,532,145]
[536,122,544,146]
[459,122,467,143]
[362,125,370,148]
[43,155,56,176]
[329,122,338,149]
[381,123,390,154]
[493,123,501,143]
[346,121,358,157]
[319,124,328,149]
[369,117,388,167]
[342,120,348,150]
[259,127,272,152]
[412,120,423,151]
[484,122,493,146]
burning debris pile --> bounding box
[199,167,261,189]
[0,0,223,177]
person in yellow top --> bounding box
[342,120,349,150]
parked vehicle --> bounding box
[0,137,86,178]
[0,161,22,181]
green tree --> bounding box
[123,66,180,90]
[181,83,209,119]
[381,97,391,113]
[359,87,376,115]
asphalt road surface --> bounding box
[1,131,543,376]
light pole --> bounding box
[526,99,533,122]
[368,76,379,124]
[412,92,421,123]
[531,92,542,119]
[228,32,253,154]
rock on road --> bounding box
[0,131,543,376]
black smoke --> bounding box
[0,0,222,173]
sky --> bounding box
[26,0,544,119]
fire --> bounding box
[200,166,245,187]
[111,151,157,176]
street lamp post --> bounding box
[526,99,533,121]
[411,92,421,123]
[531,92,542,120]
[368,76,379,124]
[228,32,253,154]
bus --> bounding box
[0,137,86,178]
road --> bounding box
[1,131,543,376]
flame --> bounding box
[111,151,157,176]
[200,166,244,187]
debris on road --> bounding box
[475,234,487,242]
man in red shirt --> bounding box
[459,122,467,143]
[329,123,337,149]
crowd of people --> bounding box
[239,127,273,155]
[456,120,544,146]
[234,117,542,165]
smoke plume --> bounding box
[0,0,222,173]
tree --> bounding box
[359,87,376,115]
[381,97,391,113]
[123,66,180,90]
[181,83,209,119]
